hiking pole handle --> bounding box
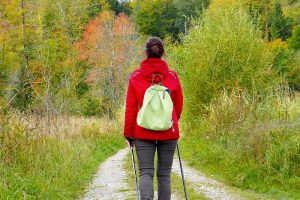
[177,143,188,200]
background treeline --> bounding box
[0,0,135,198]
[0,0,299,118]
[0,0,136,119]
[0,0,300,199]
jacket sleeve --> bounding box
[124,78,138,138]
[174,75,183,121]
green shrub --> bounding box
[82,97,103,117]
[268,39,300,91]
[169,0,277,119]
[288,25,300,51]
[134,0,180,39]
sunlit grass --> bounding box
[0,111,125,199]
[180,90,300,199]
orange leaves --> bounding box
[82,11,114,42]
[75,10,137,113]
[76,11,114,64]
[113,13,136,66]
[113,13,133,36]
[76,11,134,67]
[76,10,137,84]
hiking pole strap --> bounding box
[177,143,188,200]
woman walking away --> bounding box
[124,37,183,200]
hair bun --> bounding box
[151,45,159,53]
[145,37,164,58]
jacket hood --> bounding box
[139,58,169,83]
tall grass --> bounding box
[166,1,300,198]
[180,89,300,199]
[0,110,124,199]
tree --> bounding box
[61,0,90,42]
[288,25,300,50]
[173,0,210,34]
[8,0,37,110]
[42,5,59,39]
[87,0,110,19]
[170,0,277,117]
[243,0,273,40]
[1,0,125,115]
[88,0,104,18]
[270,2,293,41]
[76,11,137,118]
[107,0,132,15]
[267,39,300,90]
[0,13,9,80]
[134,0,179,39]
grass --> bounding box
[180,91,300,200]
[166,1,300,197]
[123,148,207,200]
[0,111,125,199]
[171,168,207,200]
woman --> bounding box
[124,37,183,200]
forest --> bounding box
[0,0,300,199]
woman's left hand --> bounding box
[126,137,135,148]
[126,140,132,148]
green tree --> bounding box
[107,0,132,15]
[169,0,276,117]
[88,0,103,18]
[288,25,300,50]
[173,0,210,34]
[270,2,293,40]
[243,0,273,39]
[134,0,179,39]
[8,0,37,110]
[42,7,59,39]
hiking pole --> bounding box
[176,143,188,200]
[130,144,140,200]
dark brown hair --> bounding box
[145,37,164,58]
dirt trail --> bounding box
[172,158,242,200]
[82,148,243,200]
[82,149,133,200]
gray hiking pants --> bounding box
[135,139,178,200]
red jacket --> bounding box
[124,58,183,140]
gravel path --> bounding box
[82,148,181,200]
[82,148,242,200]
[172,158,242,200]
[82,149,133,200]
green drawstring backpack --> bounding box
[137,74,174,131]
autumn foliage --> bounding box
[76,11,137,117]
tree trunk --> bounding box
[20,0,29,109]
